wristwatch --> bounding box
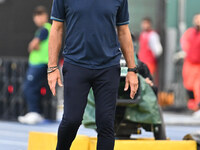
[128,66,138,73]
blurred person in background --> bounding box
[181,13,200,117]
[138,17,163,80]
[18,6,51,124]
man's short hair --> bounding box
[142,17,152,24]
[33,6,48,16]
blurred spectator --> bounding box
[18,6,51,124]
[138,17,163,80]
[181,13,200,116]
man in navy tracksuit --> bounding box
[48,0,138,149]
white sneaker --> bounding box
[18,112,44,125]
[193,110,200,119]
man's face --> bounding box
[33,14,47,27]
[194,14,200,27]
[141,20,151,31]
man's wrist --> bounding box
[48,63,58,67]
[128,66,138,73]
[48,65,58,68]
[47,66,59,74]
[127,64,136,68]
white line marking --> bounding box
[0,139,27,146]
[0,130,27,138]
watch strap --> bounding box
[128,67,138,73]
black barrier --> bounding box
[0,57,57,121]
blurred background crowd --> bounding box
[0,0,200,149]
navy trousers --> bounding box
[56,62,120,150]
[23,64,47,113]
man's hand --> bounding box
[48,69,63,96]
[124,72,138,99]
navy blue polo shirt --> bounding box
[51,0,129,69]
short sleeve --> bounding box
[116,0,129,26]
[35,28,48,41]
[50,0,66,22]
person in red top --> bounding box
[138,17,163,79]
[181,14,200,115]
